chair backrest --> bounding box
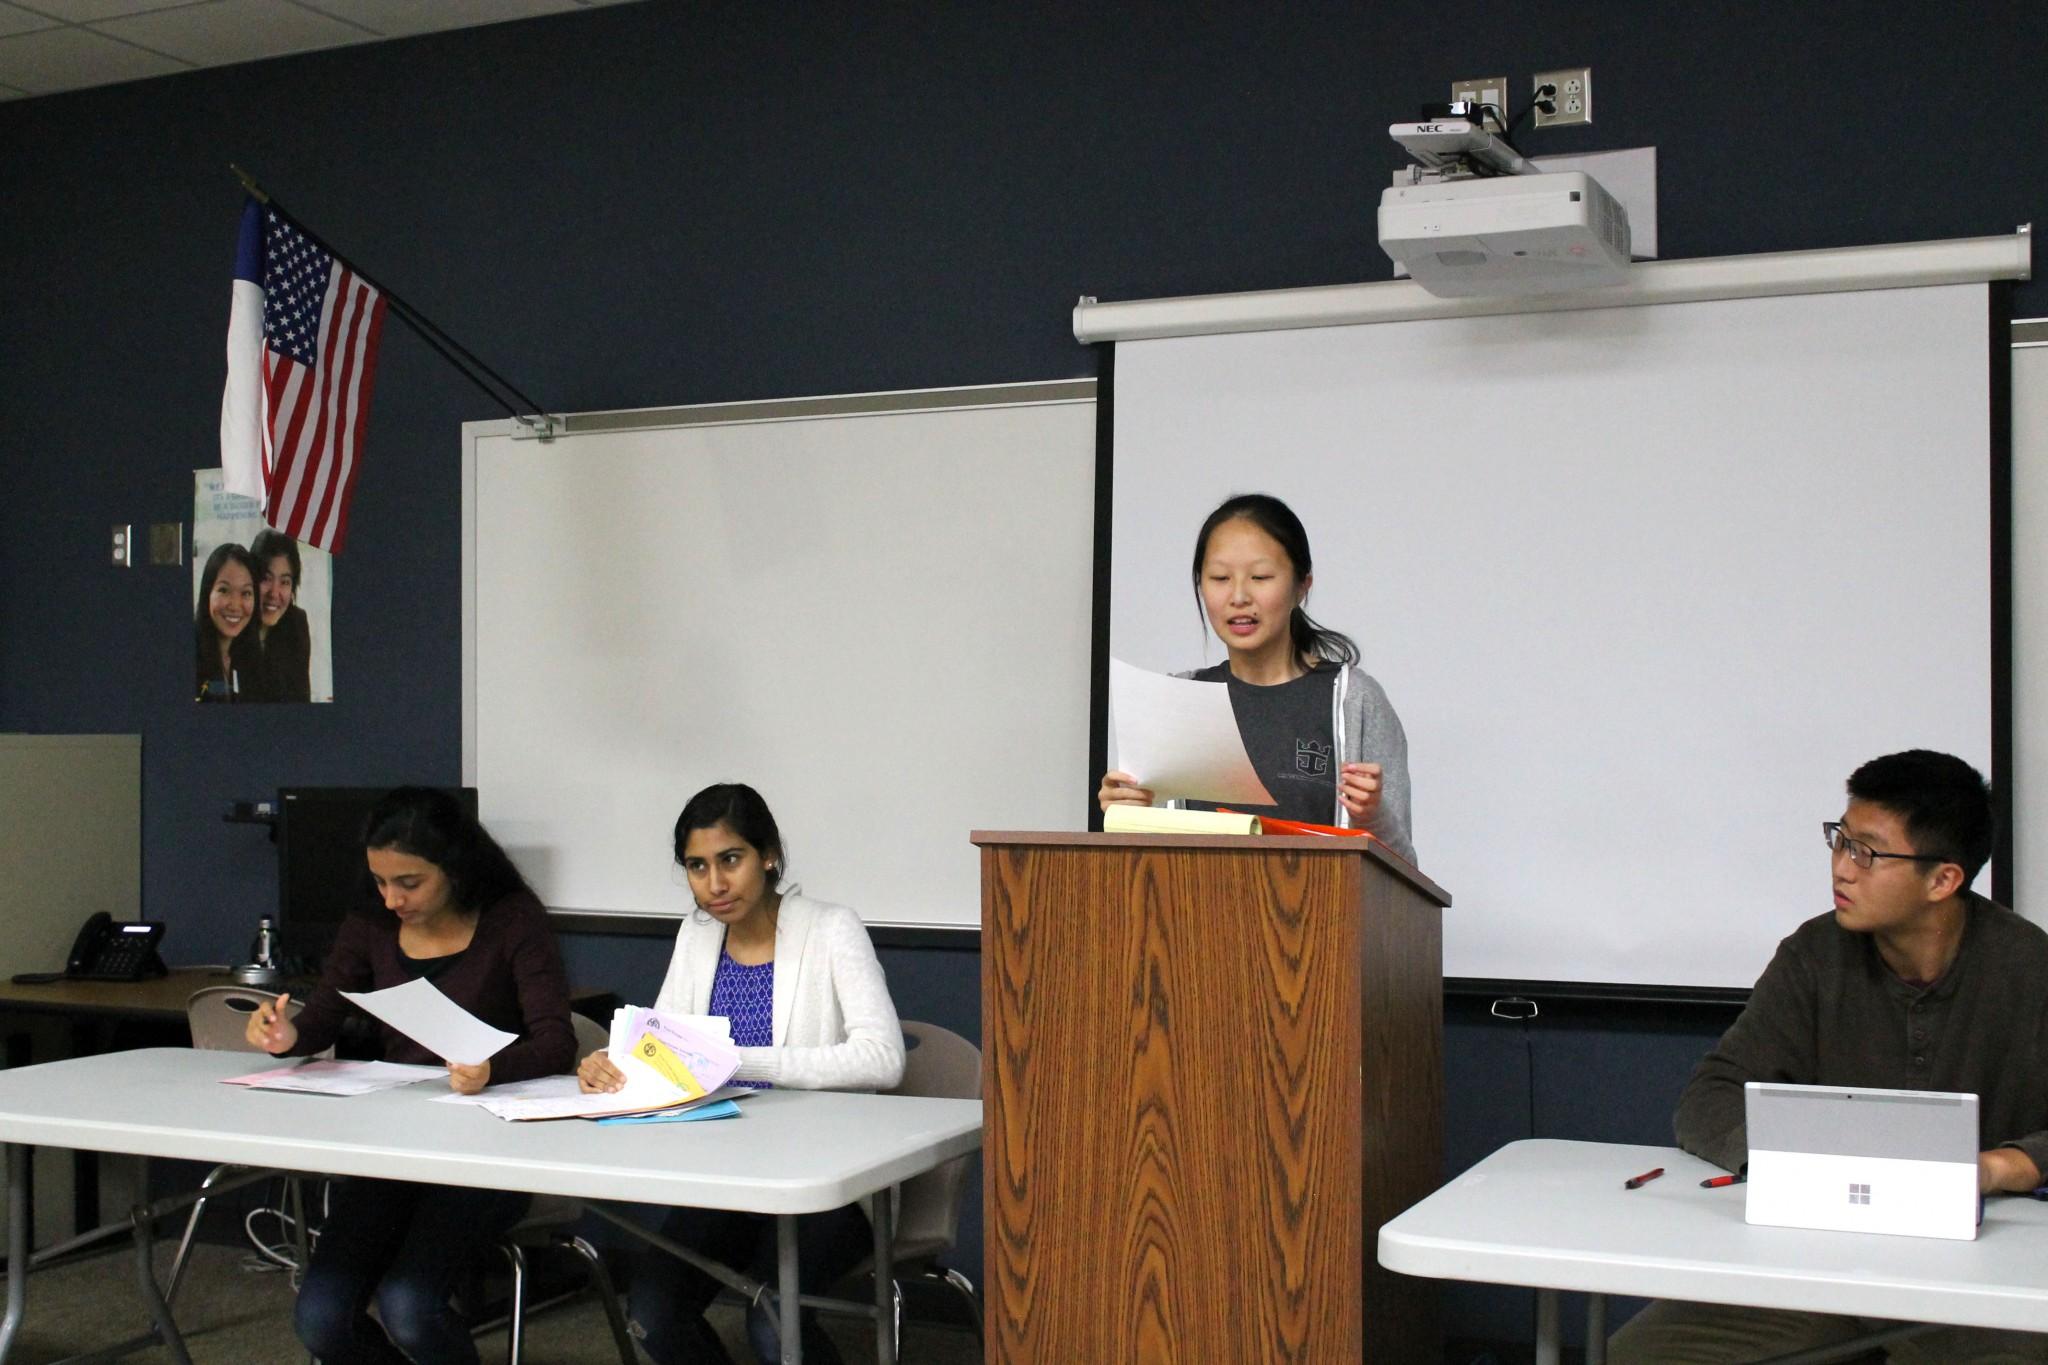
[186,985,306,1053]
[570,1009,609,1058]
[886,1021,982,1256]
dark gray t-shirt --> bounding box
[1187,662,1338,824]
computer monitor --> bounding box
[275,786,478,972]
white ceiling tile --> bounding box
[93,0,369,65]
[294,0,600,40]
[14,0,194,22]
[0,0,644,97]
[0,3,60,38]
[0,24,185,93]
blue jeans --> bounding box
[627,1202,871,1365]
[294,1178,530,1365]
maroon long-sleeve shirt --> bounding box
[279,889,575,1084]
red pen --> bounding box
[1700,1174,1746,1188]
[1624,1167,1664,1190]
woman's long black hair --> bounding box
[194,542,261,696]
[362,787,533,912]
[1190,493,1359,667]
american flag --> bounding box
[220,198,387,553]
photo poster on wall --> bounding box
[192,468,335,704]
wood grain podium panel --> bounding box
[977,833,1445,1364]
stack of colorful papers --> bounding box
[474,1007,744,1122]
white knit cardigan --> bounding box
[652,891,905,1091]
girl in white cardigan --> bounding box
[577,783,903,1365]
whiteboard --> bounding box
[1109,284,1996,989]
[464,384,1097,930]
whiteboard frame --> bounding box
[461,379,1098,936]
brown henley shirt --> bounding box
[1675,896,2048,1179]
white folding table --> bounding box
[0,1048,983,1365]
[1379,1138,2048,1365]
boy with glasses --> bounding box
[1610,749,2048,1363]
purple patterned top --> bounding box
[709,949,775,1089]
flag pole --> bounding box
[229,166,561,438]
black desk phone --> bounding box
[9,912,168,985]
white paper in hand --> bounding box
[1109,658,1275,805]
[339,978,518,1066]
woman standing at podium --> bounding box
[576,782,905,1365]
[245,786,575,1365]
[1098,492,1416,862]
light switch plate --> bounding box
[1450,76,1510,128]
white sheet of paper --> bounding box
[1109,658,1275,805]
[221,1060,446,1096]
[339,978,519,1066]
[429,1074,583,1106]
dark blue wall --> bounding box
[3,2,2042,1350]
[4,0,2043,958]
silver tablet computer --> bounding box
[1744,1081,1979,1241]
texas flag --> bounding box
[220,198,386,554]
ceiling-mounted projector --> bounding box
[1378,117,1632,298]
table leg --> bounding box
[777,1214,801,1365]
[1535,1288,1561,1365]
[66,1023,98,1239]
[3,1037,31,1262]
[0,1144,29,1364]
[130,1184,191,1365]
[1585,1293,1607,1365]
[871,1188,895,1365]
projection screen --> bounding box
[1107,282,1998,989]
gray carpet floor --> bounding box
[2,1240,982,1364]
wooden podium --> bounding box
[973,832,1450,1364]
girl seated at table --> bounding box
[246,786,576,1365]
[577,781,905,1365]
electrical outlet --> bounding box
[1450,76,1510,128]
[1533,66,1592,128]
[111,524,131,568]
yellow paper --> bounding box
[633,1032,706,1099]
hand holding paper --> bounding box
[609,1007,740,1102]
[1109,658,1274,805]
[446,1060,492,1095]
[491,1007,741,1121]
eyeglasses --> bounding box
[1821,821,1952,870]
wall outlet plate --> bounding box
[1533,67,1592,128]
[1450,76,1510,128]
[111,524,131,568]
